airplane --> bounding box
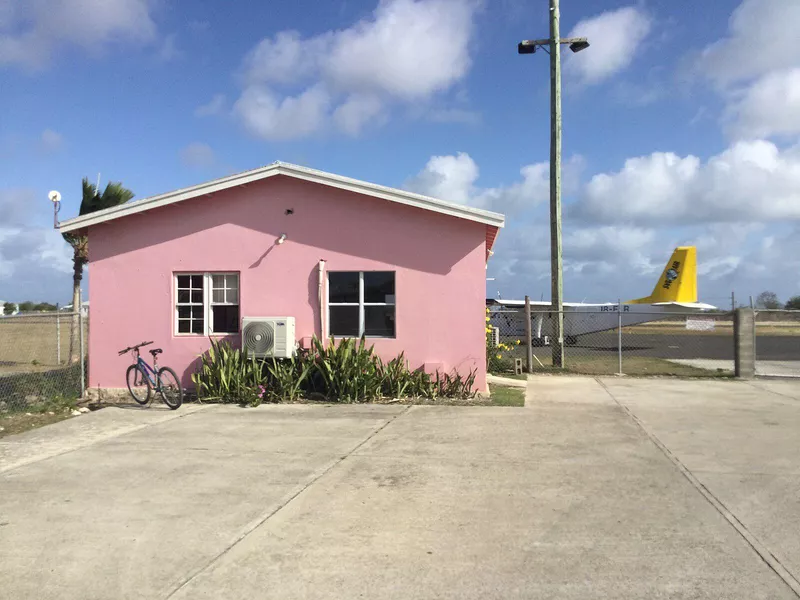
[487,246,717,345]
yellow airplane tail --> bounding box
[626,246,698,304]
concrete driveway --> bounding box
[1,377,799,599]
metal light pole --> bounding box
[518,0,589,368]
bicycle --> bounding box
[118,341,183,410]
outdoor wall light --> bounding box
[277,233,287,245]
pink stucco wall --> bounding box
[87,175,488,392]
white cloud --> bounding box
[572,140,800,224]
[428,151,800,304]
[194,94,226,117]
[179,142,215,168]
[39,129,63,153]
[696,0,800,139]
[158,33,181,62]
[233,85,331,141]
[565,6,652,85]
[332,94,385,136]
[241,30,328,86]
[0,0,157,69]
[406,152,583,213]
[724,69,800,139]
[697,0,800,86]
[233,0,478,140]
[405,152,479,205]
[487,222,669,302]
[0,189,73,302]
[323,0,473,99]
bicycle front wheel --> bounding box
[157,366,183,410]
[126,364,152,405]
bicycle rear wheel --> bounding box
[157,366,183,410]
[126,364,152,405]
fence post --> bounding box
[524,295,533,373]
[56,303,61,365]
[617,299,623,375]
[79,294,85,398]
[734,308,755,379]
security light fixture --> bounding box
[569,40,590,53]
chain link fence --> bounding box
[754,309,800,377]
[0,312,87,412]
[488,307,734,377]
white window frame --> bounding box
[174,272,240,336]
[327,271,396,339]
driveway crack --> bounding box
[164,405,412,599]
[596,378,800,598]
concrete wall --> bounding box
[87,175,488,391]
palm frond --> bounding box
[99,181,135,208]
[78,177,134,216]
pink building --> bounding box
[58,162,504,393]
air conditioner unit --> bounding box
[241,317,296,358]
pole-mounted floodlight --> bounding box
[569,39,590,53]
[518,37,589,55]
[518,1,590,369]
[48,190,61,229]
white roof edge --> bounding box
[58,161,506,233]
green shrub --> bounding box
[376,353,414,398]
[191,335,478,404]
[191,340,264,404]
[260,352,313,404]
[434,369,477,399]
[310,336,383,403]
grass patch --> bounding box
[0,396,79,438]
[0,317,88,376]
[489,385,525,407]
[526,354,731,377]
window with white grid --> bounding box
[175,272,239,335]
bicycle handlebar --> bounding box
[118,341,154,356]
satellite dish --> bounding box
[48,190,61,203]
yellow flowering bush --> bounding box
[486,307,516,373]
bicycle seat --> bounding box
[149,348,163,356]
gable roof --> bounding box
[58,161,506,236]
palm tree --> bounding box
[63,178,134,361]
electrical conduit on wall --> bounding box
[318,259,326,344]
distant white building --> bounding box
[60,301,89,316]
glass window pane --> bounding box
[191,319,204,334]
[177,289,190,303]
[178,319,190,333]
[227,287,239,304]
[212,274,225,288]
[177,275,190,289]
[212,289,224,303]
[191,274,203,288]
[212,305,239,333]
[329,272,359,303]
[178,306,191,319]
[191,289,203,303]
[364,271,395,303]
[192,305,204,320]
[329,306,359,337]
[364,305,395,338]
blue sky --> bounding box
[2,0,800,307]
